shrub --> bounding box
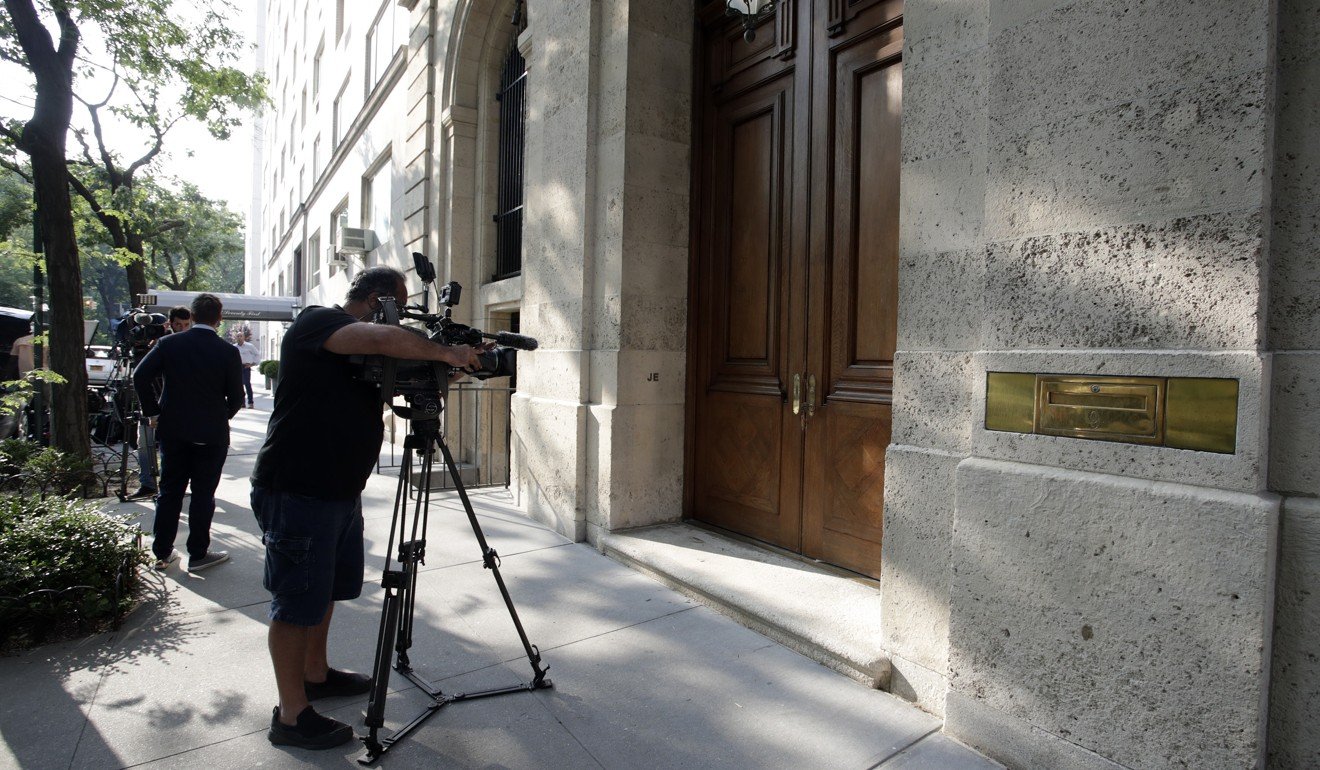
[0,438,38,476]
[0,495,148,649]
[0,441,96,498]
[259,359,279,380]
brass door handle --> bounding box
[807,374,817,417]
[792,373,801,415]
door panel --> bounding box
[802,7,902,579]
[689,0,901,577]
[692,62,803,550]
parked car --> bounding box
[85,345,115,387]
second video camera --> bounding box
[111,309,168,359]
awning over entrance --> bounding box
[138,291,300,322]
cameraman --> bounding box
[167,305,193,334]
[130,308,188,497]
[251,266,482,750]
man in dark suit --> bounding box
[133,293,244,572]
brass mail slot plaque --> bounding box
[1035,376,1164,444]
[985,371,1237,453]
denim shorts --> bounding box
[251,486,365,626]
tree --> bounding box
[0,0,87,457]
[68,56,262,301]
[139,179,245,293]
[0,166,35,308]
[0,1,264,458]
[1,165,244,340]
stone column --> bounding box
[882,0,989,716]
[513,0,599,541]
[1266,0,1320,766]
[581,0,692,542]
[513,0,691,543]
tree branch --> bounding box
[71,126,97,168]
[3,0,56,75]
[82,99,121,184]
[164,248,180,288]
[66,169,120,235]
[74,66,118,111]
[123,84,166,178]
[0,120,22,144]
[0,156,32,182]
[52,2,78,68]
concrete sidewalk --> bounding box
[0,395,1000,769]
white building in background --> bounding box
[248,0,416,362]
[245,1,1320,768]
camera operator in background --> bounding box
[133,294,243,572]
[251,266,483,750]
[167,306,192,334]
[129,306,190,497]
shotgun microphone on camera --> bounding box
[492,331,538,351]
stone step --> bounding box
[598,523,890,688]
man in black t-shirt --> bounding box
[251,266,481,750]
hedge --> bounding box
[0,495,147,649]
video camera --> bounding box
[353,252,538,402]
[110,309,168,360]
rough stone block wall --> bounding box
[895,0,1284,766]
[952,459,1277,769]
[883,0,989,716]
[510,0,691,542]
[1267,0,1320,766]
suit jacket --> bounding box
[133,326,244,446]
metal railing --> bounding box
[379,382,514,491]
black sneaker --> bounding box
[305,668,372,700]
[188,551,230,572]
[268,705,354,749]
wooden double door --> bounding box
[686,0,902,580]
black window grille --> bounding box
[493,38,527,281]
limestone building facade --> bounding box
[247,1,1320,767]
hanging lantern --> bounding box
[726,0,776,43]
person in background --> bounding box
[133,293,244,573]
[236,329,260,408]
[167,306,193,334]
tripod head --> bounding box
[391,390,445,424]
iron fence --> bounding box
[379,382,514,491]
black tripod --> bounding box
[359,389,552,764]
[105,356,153,501]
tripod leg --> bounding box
[363,582,402,733]
[116,417,132,501]
[435,437,551,688]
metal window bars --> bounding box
[492,38,527,281]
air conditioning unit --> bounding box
[338,225,377,255]
[327,244,347,269]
